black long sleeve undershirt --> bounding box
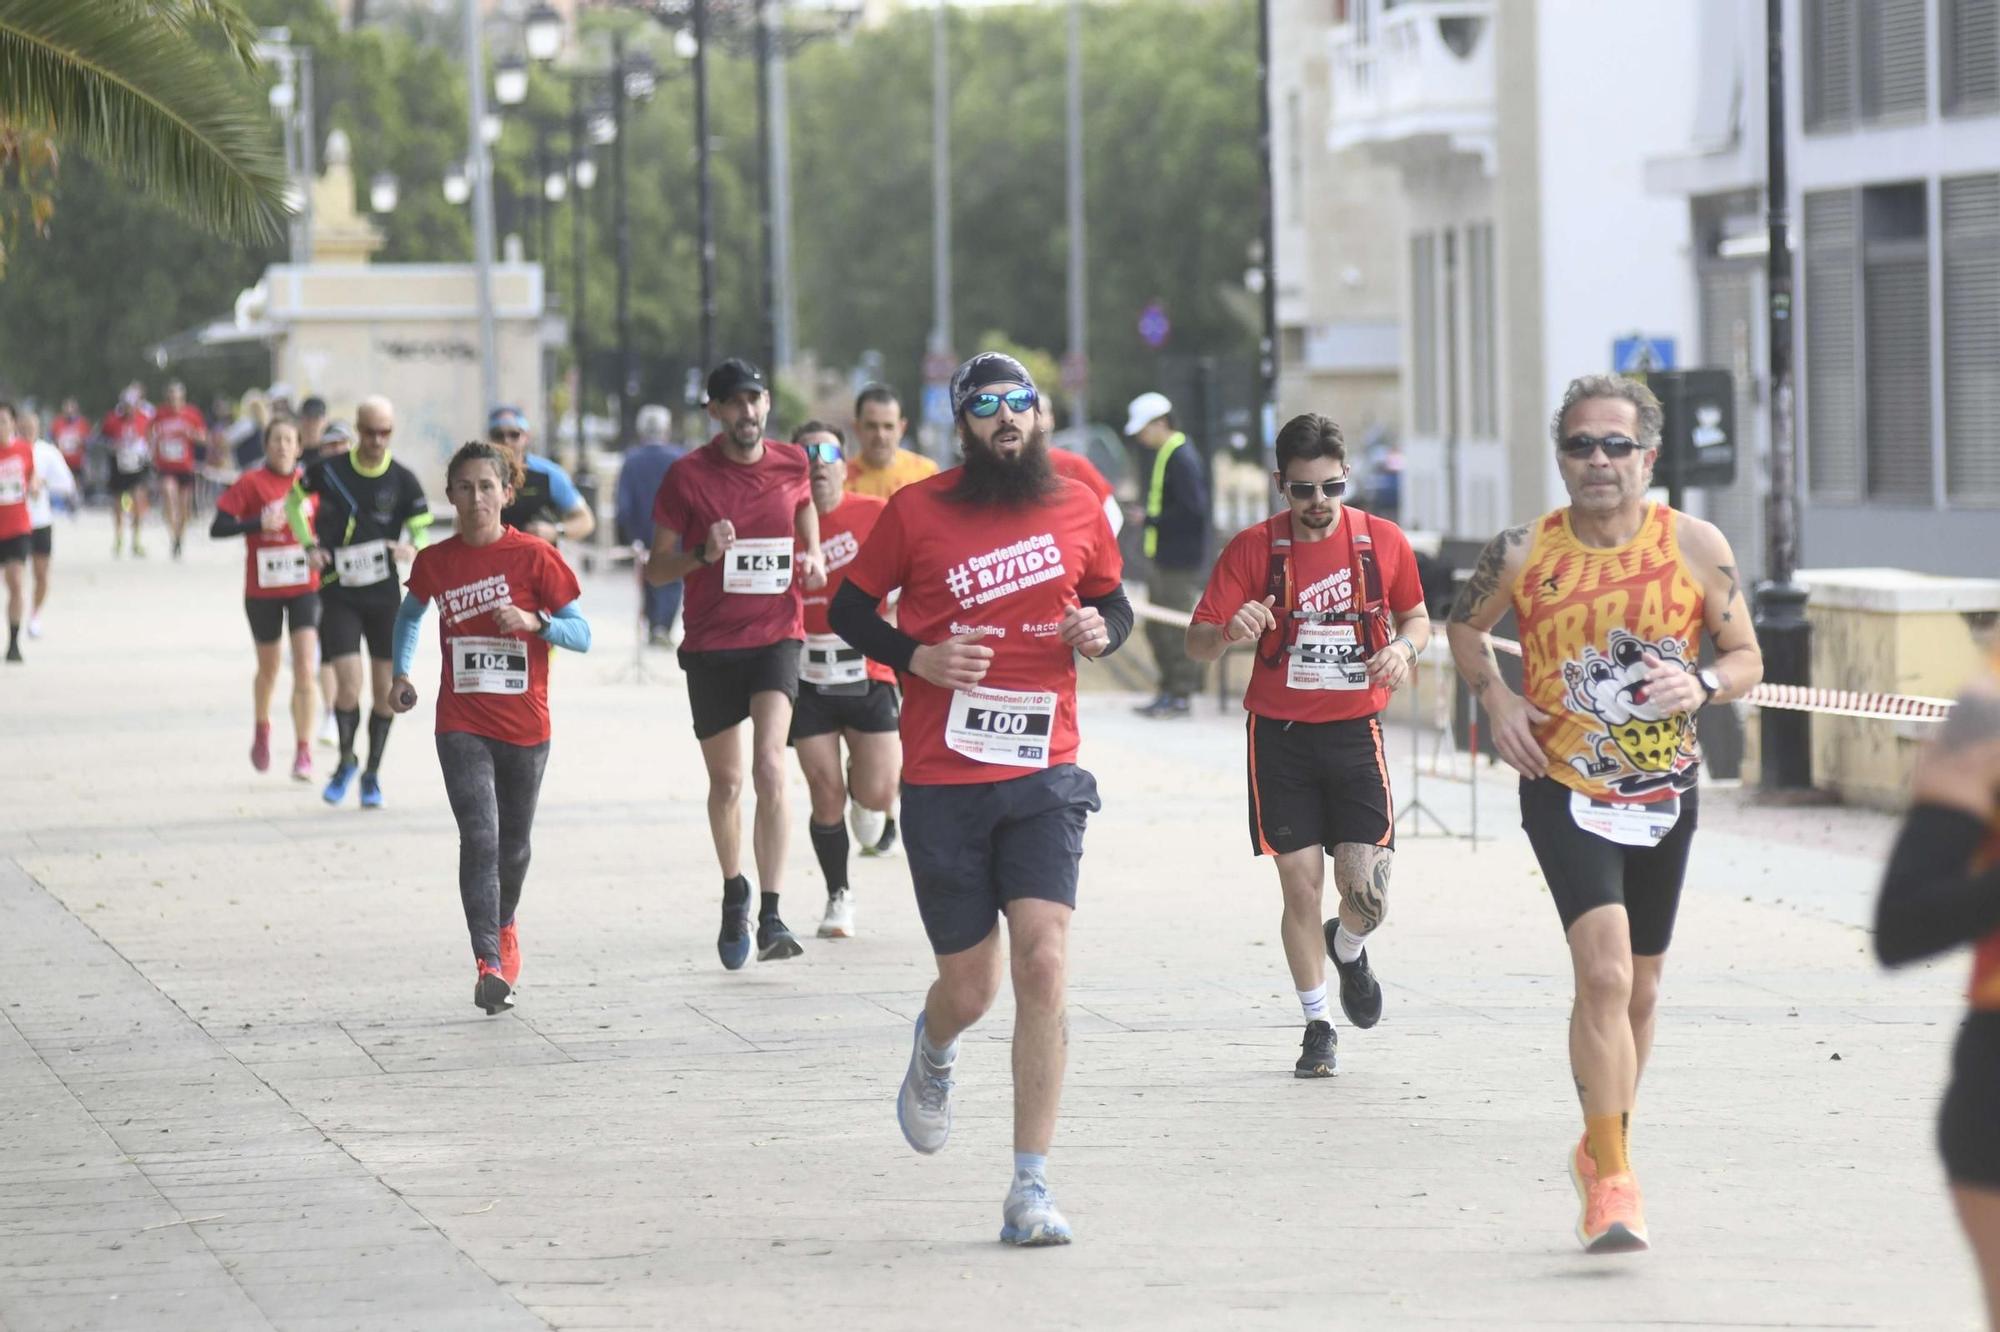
[209,510,260,538]
[828,581,1137,675]
[1874,804,2000,967]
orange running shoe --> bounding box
[1578,1172,1649,1255]
[1568,1132,1598,1207]
[474,960,513,1015]
[499,923,521,987]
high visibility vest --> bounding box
[1143,431,1188,559]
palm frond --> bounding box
[0,0,285,244]
[112,0,261,70]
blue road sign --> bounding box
[1612,335,1677,374]
[922,383,952,429]
[1138,302,1172,350]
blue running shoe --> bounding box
[359,773,384,809]
[1000,1173,1073,1246]
[896,1014,954,1155]
[717,877,753,971]
[322,761,358,806]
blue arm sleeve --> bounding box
[548,461,583,512]
[540,601,592,653]
[393,593,428,677]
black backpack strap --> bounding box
[1257,512,1292,670]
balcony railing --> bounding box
[1329,1,1497,169]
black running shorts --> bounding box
[108,466,150,495]
[0,532,27,565]
[1942,1012,2000,1189]
[1245,713,1395,856]
[319,589,397,660]
[157,470,196,493]
[900,764,1101,956]
[1518,776,1699,956]
[680,640,802,740]
[30,525,51,558]
[789,679,900,744]
[244,592,321,645]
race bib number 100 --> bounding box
[722,537,793,594]
[945,685,1057,769]
[452,636,529,695]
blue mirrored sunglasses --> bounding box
[802,441,843,464]
[965,387,1038,419]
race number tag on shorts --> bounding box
[255,545,310,589]
[721,537,792,594]
[1569,790,1682,848]
[451,636,530,695]
[334,539,391,588]
[946,685,1057,769]
[115,440,149,473]
[1286,621,1368,691]
[801,631,868,687]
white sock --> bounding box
[921,1031,958,1067]
[1297,983,1330,1022]
[1332,923,1368,965]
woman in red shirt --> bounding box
[391,441,591,1015]
[211,418,320,779]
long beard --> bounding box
[946,423,1059,506]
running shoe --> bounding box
[25,615,41,639]
[171,536,183,560]
[1324,923,1384,1029]
[322,761,358,805]
[290,744,312,782]
[818,889,855,939]
[1578,1172,1649,1255]
[131,539,146,558]
[849,800,887,853]
[757,915,804,962]
[250,723,271,773]
[4,640,19,664]
[1000,1173,1073,1247]
[1568,1131,1598,1204]
[864,816,901,860]
[474,960,514,1015]
[1294,1019,1337,1078]
[498,923,521,986]
[317,708,338,748]
[358,773,384,809]
[897,1013,954,1155]
[1136,694,1191,719]
[717,879,753,971]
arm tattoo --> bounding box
[1448,524,1528,624]
[1717,563,1739,623]
[1937,690,2000,756]
[1333,844,1393,933]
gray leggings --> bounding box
[436,731,550,968]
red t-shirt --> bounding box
[802,491,896,685]
[651,437,812,653]
[51,416,89,472]
[0,439,35,541]
[405,530,582,746]
[1050,448,1113,504]
[150,405,207,473]
[1193,508,1425,723]
[844,471,1123,786]
[216,466,318,599]
[101,409,153,475]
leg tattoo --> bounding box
[1332,843,1393,933]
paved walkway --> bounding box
[0,511,1982,1330]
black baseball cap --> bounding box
[705,358,768,404]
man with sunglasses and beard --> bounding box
[828,353,1132,1247]
[1186,413,1429,1081]
[1447,374,1761,1256]
[491,407,596,550]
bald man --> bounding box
[287,396,434,808]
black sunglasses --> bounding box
[1282,478,1348,500]
[1560,433,1641,460]
[489,428,524,443]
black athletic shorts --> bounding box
[157,470,196,493]
[30,525,51,558]
[244,592,321,645]
[789,679,900,744]
[0,532,27,565]
[679,640,801,740]
[1942,1013,2000,1188]
[900,763,1101,955]
[1518,776,1699,956]
[320,589,396,660]
[1246,713,1395,856]
[109,466,149,495]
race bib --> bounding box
[1286,620,1369,691]
[945,685,1057,769]
[0,465,23,506]
[334,539,391,588]
[158,437,188,464]
[1569,790,1682,848]
[721,537,793,594]
[452,635,529,695]
[801,631,868,687]
[255,545,310,589]
[115,439,150,473]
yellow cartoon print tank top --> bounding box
[1972,643,2000,1011]
[1511,503,1705,803]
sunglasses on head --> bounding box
[489,428,524,443]
[1283,478,1348,501]
[1560,433,1640,460]
[965,387,1037,419]
[802,441,843,464]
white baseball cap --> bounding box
[1124,391,1172,437]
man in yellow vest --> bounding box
[1128,392,1208,718]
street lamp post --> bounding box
[694,0,717,373]
[463,0,501,415]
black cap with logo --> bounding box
[704,358,768,404]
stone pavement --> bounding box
[0,510,1983,1330]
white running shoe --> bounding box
[1000,1173,1073,1246]
[317,708,338,748]
[818,888,855,939]
[849,799,887,852]
[25,615,41,639]
[896,1014,953,1155]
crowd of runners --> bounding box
[9,359,1996,1312]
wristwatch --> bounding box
[1697,668,1722,702]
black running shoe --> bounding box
[1294,1019,1336,1077]
[873,816,900,857]
[474,964,513,1015]
[757,915,804,962]
[1325,922,1384,1029]
[718,878,753,971]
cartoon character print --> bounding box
[1560,627,1699,798]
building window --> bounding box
[1943,174,2000,501]
[1466,222,1497,437]
[1804,190,1862,499]
[1410,232,1438,435]
[1862,183,1932,502]
[1944,0,2000,115]
[1806,0,1928,131]
[1805,0,1858,131]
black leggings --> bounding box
[437,731,550,968]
